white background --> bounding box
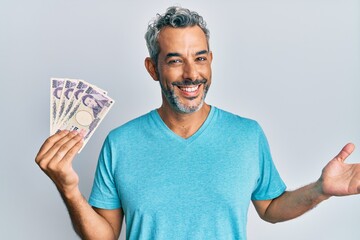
[1,0,359,239]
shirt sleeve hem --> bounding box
[88,198,121,210]
[251,184,287,201]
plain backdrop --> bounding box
[1,0,359,239]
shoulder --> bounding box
[213,106,261,131]
[106,110,155,142]
[209,106,267,148]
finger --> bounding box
[38,131,81,168]
[335,143,355,162]
[35,130,69,163]
[60,138,84,167]
[36,131,74,171]
[55,133,84,163]
[46,131,83,164]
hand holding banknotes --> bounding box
[35,78,120,239]
[36,78,114,196]
[35,130,84,198]
[36,78,114,191]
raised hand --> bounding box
[35,130,84,198]
[320,143,360,197]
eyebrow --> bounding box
[165,52,181,59]
[196,50,208,55]
[164,50,209,60]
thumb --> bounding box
[335,143,355,162]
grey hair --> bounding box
[145,6,210,65]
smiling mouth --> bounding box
[178,85,200,93]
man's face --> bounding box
[155,26,212,113]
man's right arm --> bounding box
[35,130,123,239]
[62,189,123,239]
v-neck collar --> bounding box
[150,106,216,144]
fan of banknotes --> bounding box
[50,78,114,151]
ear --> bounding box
[209,51,213,64]
[144,57,159,81]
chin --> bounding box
[175,100,204,114]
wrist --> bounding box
[60,186,83,202]
[314,179,331,201]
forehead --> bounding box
[157,26,208,55]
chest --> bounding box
[114,139,260,217]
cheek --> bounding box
[161,65,183,78]
[160,71,181,87]
[200,65,212,78]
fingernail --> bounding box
[71,130,79,135]
[79,129,86,137]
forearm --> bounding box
[36,132,119,239]
[262,181,330,223]
[61,188,117,240]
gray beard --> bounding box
[159,81,209,114]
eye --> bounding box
[196,56,207,62]
[168,59,182,65]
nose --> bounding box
[182,61,199,81]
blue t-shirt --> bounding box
[89,106,286,239]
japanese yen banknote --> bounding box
[50,78,114,152]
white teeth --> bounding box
[180,85,199,92]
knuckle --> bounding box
[68,149,77,156]
[54,151,65,160]
[53,141,64,149]
[47,162,58,172]
[35,156,41,164]
[53,136,71,149]
[38,160,48,170]
[44,137,55,145]
[58,144,70,154]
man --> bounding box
[35,6,360,240]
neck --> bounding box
[157,103,211,139]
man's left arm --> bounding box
[253,143,360,223]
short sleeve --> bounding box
[251,127,286,200]
[88,136,121,209]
